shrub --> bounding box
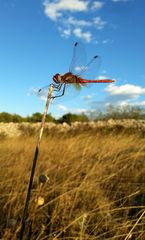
[57,113,88,124]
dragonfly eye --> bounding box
[53,74,61,83]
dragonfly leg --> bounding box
[52,84,66,99]
[52,83,63,92]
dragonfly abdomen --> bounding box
[79,78,115,83]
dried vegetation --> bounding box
[0,128,145,239]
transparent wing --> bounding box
[30,84,61,100]
[69,42,101,79]
[69,42,87,76]
[80,55,102,80]
[34,84,66,100]
[31,83,80,103]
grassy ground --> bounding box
[0,129,145,239]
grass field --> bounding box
[0,129,145,239]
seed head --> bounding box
[37,196,45,206]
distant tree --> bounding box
[115,105,144,119]
[0,112,55,123]
[94,104,145,120]
[1,106,144,123]
[0,112,13,122]
[12,114,23,122]
[57,113,88,124]
[127,106,144,119]
[26,112,55,123]
[31,112,42,122]
[45,114,55,122]
[75,113,89,122]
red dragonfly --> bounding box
[38,42,114,99]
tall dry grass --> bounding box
[0,130,145,239]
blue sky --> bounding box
[0,0,145,118]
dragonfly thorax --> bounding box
[53,73,61,84]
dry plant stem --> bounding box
[124,210,145,240]
[19,85,54,240]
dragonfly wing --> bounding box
[32,83,81,103]
[32,84,65,100]
[70,42,102,80]
[69,42,87,76]
[80,55,102,80]
[73,83,82,91]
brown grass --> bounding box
[0,130,145,239]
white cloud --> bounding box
[60,28,71,38]
[101,84,145,109]
[97,75,116,81]
[82,94,94,100]
[43,0,88,20]
[92,1,104,10]
[75,65,89,72]
[43,0,108,42]
[93,17,107,30]
[68,16,107,30]
[66,16,92,27]
[43,1,61,21]
[87,83,145,114]
[102,39,114,44]
[105,84,145,99]
[73,28,92,42]
[57,104,68,111]
[102,39,109,44]
[130,101,145,107]
[56,104,88,114]
[111,0,131,2]
[73,108,88,114]
[98,75,109,80]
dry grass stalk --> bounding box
[0,130,145,239]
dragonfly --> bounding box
[37,42,115,99]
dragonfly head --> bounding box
[53,73,61,84]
